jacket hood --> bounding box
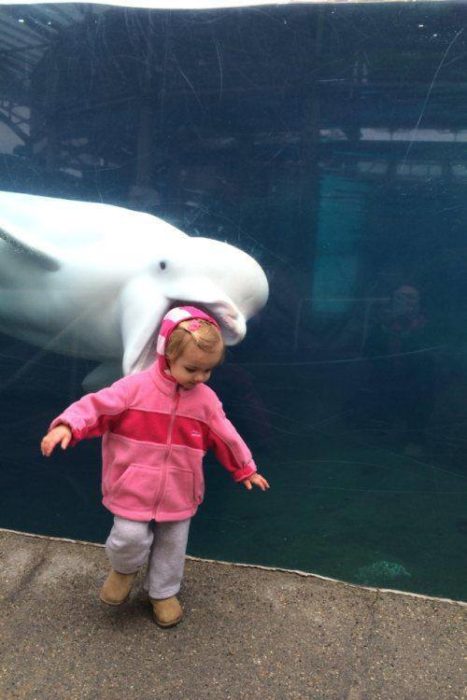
[156,305,220,378]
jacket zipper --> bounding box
[166,387,180,461]
[154,386,180,519]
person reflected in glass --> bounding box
[41,306,269,628]
[363,285,436,457]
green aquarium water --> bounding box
[0,1,466,601]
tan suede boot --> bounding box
[99,569,138,606]
[150,596,183,628]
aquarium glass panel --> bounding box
[0,1,466,600]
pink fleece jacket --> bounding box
[50,307,257,522]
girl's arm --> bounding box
[207,397,270,491]
[44,376,133,449]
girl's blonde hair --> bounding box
[165,319,225,363]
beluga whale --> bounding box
[0,191,268,387]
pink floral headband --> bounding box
[156,306,221,364]
[186,319,203,332]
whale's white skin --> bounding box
[0,192,268,380]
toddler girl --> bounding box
[41,306,269,628]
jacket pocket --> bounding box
[163,467,198,513]
[165,446,205,512]
[110,463,161,513]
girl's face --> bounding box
[167,342,223,390]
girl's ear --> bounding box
[165,350,178,368]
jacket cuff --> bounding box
[233,462,257,483]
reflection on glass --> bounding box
[0,2,466,600]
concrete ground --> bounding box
[0,529,465,700]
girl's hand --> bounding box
[242,473,270,491]
[41,425,72,457]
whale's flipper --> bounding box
[0,224,60,272]
[120,275,170,375]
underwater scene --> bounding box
[0,1,466,601]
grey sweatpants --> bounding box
[105,516,191,600]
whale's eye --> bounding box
[159,261,167,270]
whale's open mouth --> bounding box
[127,293,246,375]
[165,278,247,346]
[169,299,246,346]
